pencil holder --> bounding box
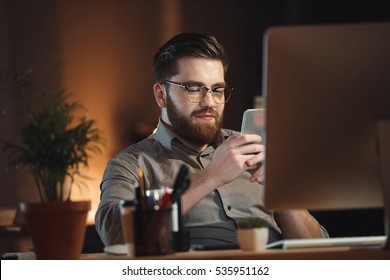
[133,207,173,256]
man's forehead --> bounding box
[174,57,225,81]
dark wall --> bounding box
[1,1,389,251]
[175,0,390,132]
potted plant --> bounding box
[1,70,105,259]
[237,218,269,251]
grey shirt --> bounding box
[95,119,328,246]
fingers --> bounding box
[226,134,263,156]
[226,134,265,169]
[249,165,265,183]
[244,146,265,165]
[246,160,262,170]
[226,134,262,147]
[240,143,263,156]
[215,134,265,184]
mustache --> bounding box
[191,108,220,118]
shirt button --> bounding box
[227,205,232,211]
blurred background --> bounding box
[1,0,389,252]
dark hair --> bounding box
[153,32,229,82]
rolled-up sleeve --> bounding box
[95,159,137,246]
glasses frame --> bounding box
[163,80,234,104]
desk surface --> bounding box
[81,247,390,260]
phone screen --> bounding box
[240,108,266,143]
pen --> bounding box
[159,192,172,210]
[170,165,190,204]
[170,164,191,251]
[170,164,190,233]
[135,185,142,211]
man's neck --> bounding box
[178,137,208,153]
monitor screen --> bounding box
[262,22,390,211]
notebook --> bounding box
[266,235,387,250]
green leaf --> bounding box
[238,218,269,229]
[0,70,106,202]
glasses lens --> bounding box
[187,87,232,104]
[219,87,232,104]
[213,87,232,104]
[186,88,202,103]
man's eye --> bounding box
[186,85,201,92]
[213,87,225,93]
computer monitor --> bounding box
[262,22,390,247]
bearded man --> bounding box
[95,33,328,248]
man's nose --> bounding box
[199,90,216,107]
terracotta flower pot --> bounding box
[237,227,269,251]
[20,200,91,259]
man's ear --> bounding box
[153,83,167,108]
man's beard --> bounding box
[166,94,223,146]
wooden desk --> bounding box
[81,247,390,260]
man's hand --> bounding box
[207,134,264,186]
[182,134,264,214]
[247,160,265,183]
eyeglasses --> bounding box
[163,80,234,104]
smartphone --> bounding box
[240,108,266,143]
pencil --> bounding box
[138,167,146,209]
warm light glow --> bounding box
[55,1,181,225]
[70,163,107,225]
